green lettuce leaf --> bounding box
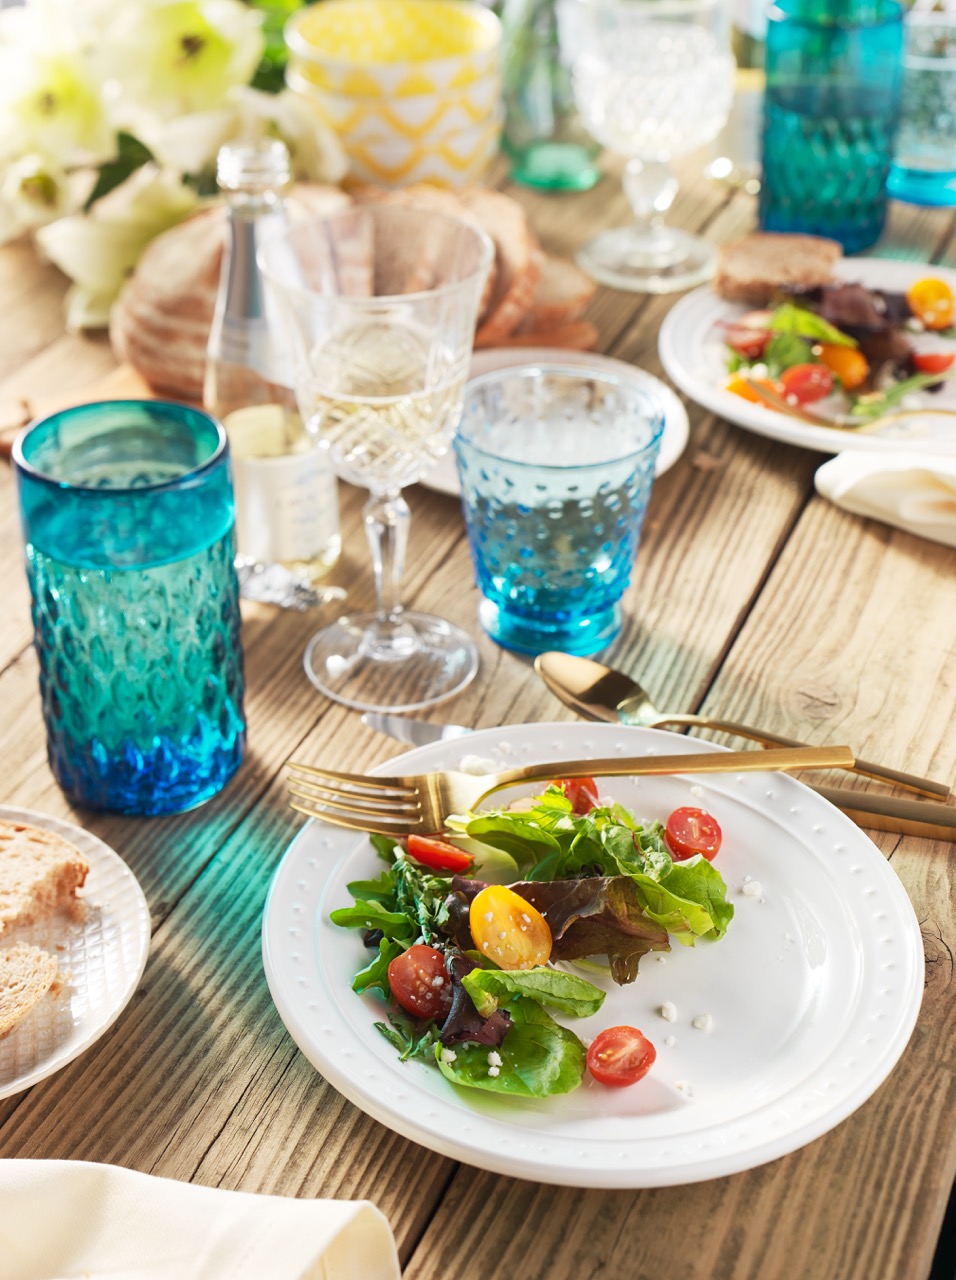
[768,302,857,347]
[461,965,606,1019]
[352,937,405,996]
[434,997,586,1097]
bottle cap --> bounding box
[217,138,292,193]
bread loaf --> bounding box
[0,819,89,937]
[714,232,843,306]
[524,253,596,329]
[109,184,351,402]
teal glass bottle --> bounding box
[759,0,905,254]
[499,0,602,191]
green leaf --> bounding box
[375,1012,441,1062]
[84,132,154,211]
[434,998,587,1097]
[329,899,414,940]
[352,937,405,997]
[764,332,815,378]
[768,302,857,348]
[461,965,606,1019]
[848,369,956,421]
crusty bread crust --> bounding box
[0,942,62,1039]
[0,820,89,937]
[714,232,843,306]
[524,253,596,329]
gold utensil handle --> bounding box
[649,714,950,800]
[486,745,855,796]
[813,786,956,842]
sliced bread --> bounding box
[524,253,597,329]
[714,232,843,306]
[460,188,542,347]
[0,820,89,937]
[0,942,62,1039]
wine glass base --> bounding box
[303,611,479,713]
[576,226,718,294]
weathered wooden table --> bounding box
[1,162,954,1280]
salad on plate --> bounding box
[720,273,956,428]
[331,780,732,1099]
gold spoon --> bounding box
[534,651,950,800]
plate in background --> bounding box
[418,348,691,497]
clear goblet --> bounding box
[557,0,736,293]
[258,204,493,713]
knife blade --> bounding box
[362,712,955,842]
[361,712,473,746]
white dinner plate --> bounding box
[0,806,150,1098]
[658,258,956,455]
[262,723,923,1188]
[417,348,691,497]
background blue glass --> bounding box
[14,400,246,815]
[759,0,905,254]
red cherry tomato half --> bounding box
[665,807,723,861]
[779,362,835,405]
[587,1025,657,1088]
[722,322,771,361]
[552,776,600,814]
[406,834,474,874]
[387,944,452,1020]
[912,352,955,375]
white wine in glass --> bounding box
[259,205,493,713]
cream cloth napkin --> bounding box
[0,1160,401,1280]
[815,451,956,548]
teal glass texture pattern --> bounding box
[759,0,905,254]
[455,366,664,657]
[14,400,246,815]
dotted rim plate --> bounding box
[261,724,924,1187]
[0,806,151,1099]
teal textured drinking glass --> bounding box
[759,0,905,254]
[13,400,246,815]
[455,365,664,657]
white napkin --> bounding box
[815,451,956,548]
[0,1160,401,1280]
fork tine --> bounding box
[288,798,415,835]
[287,760,416,799]
[288,778,421,818]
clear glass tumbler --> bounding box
[455,365,665,656]
[13,400,246,815]
[887,7,956,208]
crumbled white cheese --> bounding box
[498,931,507,940]
[488,1065,500,1077]
[483,911,493,922]
[458,754,498,775]
[660,1001,677,1022]
[521,913,531,924]
[675,1080,694,1097]
[655,954,666,964]
[487,1050,502,1067]
[689,785,704,799]
[440,1048,457,1063]
[664,1035,677,1048]
[431,975,445,988]
[742,880,763,899]
[692,1013,713,1033]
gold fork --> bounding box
[286,744,855,835]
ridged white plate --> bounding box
[0,806,150,1098]
[418,349,691,497]
[262,724,923,1187]
[658,258,956,455]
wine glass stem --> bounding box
[364,489,409,625]
[623,157,679,237]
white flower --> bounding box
[98,0,265,122]
[231,87,348,184]
[0,154,71,242]
[35,165,200,329]
[0,46,113,167]
[142,106,239,175]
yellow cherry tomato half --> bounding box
[906,278,954,331]
[469,884,552,970]
[816,342,869,390]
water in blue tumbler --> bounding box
[759,0,905,254]
[13,400,246,815]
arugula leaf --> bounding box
[849,369,956,421]
[764,332,814,377]
[461,965,606,1019]
[376,1012,441,1063]
[434,997,586,1097]
[767,302,857,347]
[353,937,404,996]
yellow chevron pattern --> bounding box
[346,118,501,187]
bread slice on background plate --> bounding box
[0,942,62,1040]
[0,819,89,937]
[714,232,843,306]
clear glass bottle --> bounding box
[204,138,341,590]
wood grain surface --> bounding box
[0,157,954,1280]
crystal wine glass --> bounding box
[557,0,736,292]
[258,204,493,713]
